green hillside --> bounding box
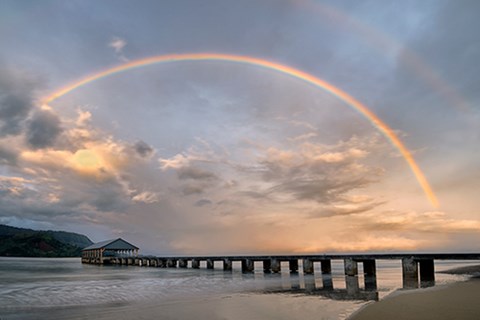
[0,224,93,257]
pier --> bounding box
[82,241,480,290]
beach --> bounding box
[5,293,362,320]
[350,266,480,320]
[0,257,365,320]
[1,258,479,320]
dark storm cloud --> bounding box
[0,172,132,224]
[0,178,81,220]
[25,110,62,149]
[0,65,39,136]
[53,172,132,213]
[90,187,130,212]
[133,140,154,158]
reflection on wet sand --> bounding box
[252,272,379,302]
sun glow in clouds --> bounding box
[73,149,102,171]
[41,53,439,208]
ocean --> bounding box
[0,257,474,320]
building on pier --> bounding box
[81,238,139,264]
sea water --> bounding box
[0,257,474,320]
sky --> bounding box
[0,0,479,255]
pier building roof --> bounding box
[82,238,139,251]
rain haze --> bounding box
[1,0,479,255]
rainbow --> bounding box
[42,53,439,208]
[296,0,469,112]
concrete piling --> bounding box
[363,259,377,290]
[270,258,281,273]
[344,258,358,276]
[241,259,254,273]
[223,259,232,271]
[192,259,200,269]
[363,259,376,276]
[322,273,334,289]
[206,259,214,269]
[365,274,377,291]
[178,259,187,268]
[289,260,299,273]
[419,259,435,286]
[346,275,360,295]
[304,275,316,291]
[166,259,177,268]
[263,259,271,273]
[303,258,314,274]
[402,257,419,288]
[321,260,332,274]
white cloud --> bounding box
[108,36,128,61]
[109,37,126,53]
[132,191,159,204]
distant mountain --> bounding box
[0,224,93,257]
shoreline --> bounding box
[2,258,479,320]
[348,265,480,320]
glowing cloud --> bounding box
[41,53,439,208]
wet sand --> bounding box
[350,266,480,320]
[4,293,362,320]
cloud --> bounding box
[0,154,134,224]
[237,190,272,200]
[88,179,131,212]
[0,106,170,225]
[25,109,62,149]
[158,143,225,198]
[287,132,318,142]
[361,210,480,235]
[0,145,18,165]
[159,153,190,170]
[234,136,383,205]
[182,184,206,196]
[194,199,212,207]
[132,191,159,204]
[177,166,218,181]
[309,201,386,218]
[133,140,154,158]
[75,110,92,127]
[109,37,126,53]
[0,64,39,136]
[108,36,128,61]
[158,141,226,171]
